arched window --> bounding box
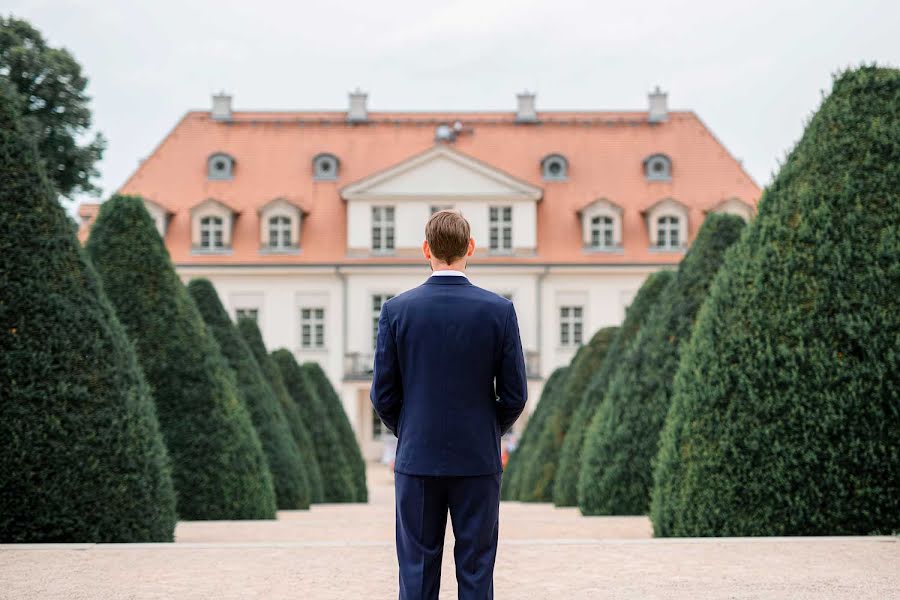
[541,154,568,181]
[208,153,235,180]
[590,215,615,248]
[200,216,224,249]
[313,153,340,180]
[268,215,292,249]
[656,215,680,249]
[644,154,672,181]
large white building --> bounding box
[79,90,759,459]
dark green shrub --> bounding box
[188,279,311,510]
[554,270,674,507]
[652,66,900,537]
[0,90,176,542]
[579,213,745,515]
[86,196,276,520]
[238,317,325,503]
[272,350,357,503]
[520,329,617,503]
[300,362,367,502]
[500,367,570,501]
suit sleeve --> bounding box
[495,302,528,435]
[370,302,402,436]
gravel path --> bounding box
[2,464,897,599]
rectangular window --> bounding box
[430,205,453,215]
[300,307,326,349]
[372,206,395,252]
[560,306,584,347]
[489,206,513,251]
[372,294,394,349]
[235,308,258,322]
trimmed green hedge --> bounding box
[272,350,357,503]
[301,362,367,502]
[554,271,674,507]
[86,196,277,520]
[652,66,900,537]
[0,88,177,542]
[578,213,745,516]
[188,279,311,510]
[238,317,325,503]
[501,367,570,501]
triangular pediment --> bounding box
[341,145,543,201]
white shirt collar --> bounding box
[430,270,467,278]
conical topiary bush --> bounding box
[238,317,325,504]
[188,278,311,510]
[554,270,674,507]
[520,329,617,503]
[272,350,357,503]
[301,362,367,502]
[579,213,745,516]
[86,195,276,520]
[652,66,900,537]
[500,367,570,501]
[0,89,176,542]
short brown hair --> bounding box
[425,210,471,264]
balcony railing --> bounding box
[345,350,542,380]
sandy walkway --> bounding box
[2,464,897,599]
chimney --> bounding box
[515,91,537,123]
[648,86,668,123]
[211,92,232,121]
[348,88,368,123]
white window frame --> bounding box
[590,215,615,249]
[559,305,584,347]
[268,215,292,249]
[372,294,394,350]
[489,205,513,252]
[300,307,326,350]
[200,216,224,249]
[372,206,395,252]
[656,215,681,249]
[235,307,259,322]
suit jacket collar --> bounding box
[425,275,472,285]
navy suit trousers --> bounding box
[395,471,502,600]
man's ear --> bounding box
[466,238,475,257]
[423,240,432,260]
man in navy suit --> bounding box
[371,209,529,599]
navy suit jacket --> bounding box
[370,274,529,476]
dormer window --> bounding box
[578,198,623,251]
[190,198,237,253]
[258,197,304,253]
[644,197,688,251]
[644,153,671,181]
[313,153,339,180]
[208,153,235,180]
[541,154,568,181]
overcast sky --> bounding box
[7,0,899,210]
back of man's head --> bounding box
[425,209,471,265]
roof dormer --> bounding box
[190,198,238,253]
[258,197,305,253]
[644,197,689,251]
[577,198,623,251]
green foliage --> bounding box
[652,66,900,537]
[579,213,745,516]
[272,350,357,503]
[501,367,570,501]
[86,196,276,520]
[300,362,367,502]
[554,271,675,507]
[0,16,105,198]
[238,317,325,504]
[519,329,617,503]
[188,279,311,510]
[0,89,175,542]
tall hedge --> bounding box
[238,317,325,504]
[520,328,617,502]
[188,279,311,510]
[0,89,177,542]
[272,350,357,503]
[86,196,277,520]
[554,270,674,507]
[579,213,745,516]
[651,66,900,537]
[500,367,569,501]
[301,362,367,502]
